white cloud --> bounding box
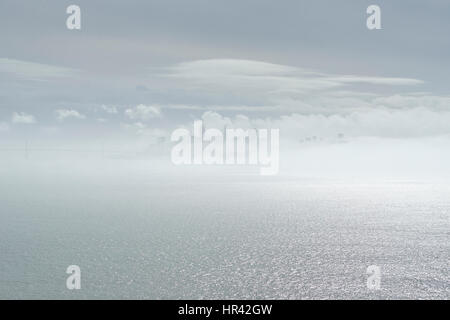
[169,59,300,77]
[0,58,78,80]
[11,112,36,124]
[100,105,118,114]
[194,107,450,140]
[372,94,450,111]
[165,59,423,96]
[328,75,423,86]
[162,91,450,117]
[268,108,450,139]
[155,59,429,116]
[201,111,234,129]
[124,104,162,121]
[166,104,279,112]
[55,109,86,121]
[165,59,340,96]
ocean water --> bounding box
[0,166,449,299]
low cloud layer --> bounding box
[0,58,449,145]
[124,104,162,121]
[0,58,78,81]
[55,109,86,122]
[11,112,36,124]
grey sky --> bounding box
[0,0,449,141]
[1,0,449,81]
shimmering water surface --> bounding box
[0,169,448,299]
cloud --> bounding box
[328,75,423,86]
[1,58,446,143]
[11,112,36,124]
[170,59,421,88]
[194,107,450,140]
[372,94,450,111]
[269,108,450,139]
[165,59,340,96]
[168,59,300,77]
[165,104,279,112]
[201,111,234,129]
[155,59,428,113]
[124,104,162,121]
[161,91,450,117]
[100,105,118,114]
[165,59,423,94]
[55,109,86,121]
[0,58,78,80]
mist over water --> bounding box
[2,0,450,302]
[1,145,448,299]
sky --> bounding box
[0,0,450,177]
[1,1,450,303]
